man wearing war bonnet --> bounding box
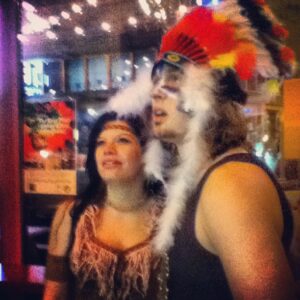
[148,1,297,299]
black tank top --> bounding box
[168,153,293,300]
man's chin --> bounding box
[152,126,178,142]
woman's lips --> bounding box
[102,160,122,168]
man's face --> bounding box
[151,64,189,143]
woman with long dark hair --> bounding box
[43,111,164,300]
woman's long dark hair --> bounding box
[70,111,164,231]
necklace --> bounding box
[105,198,148,212]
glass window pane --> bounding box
[67,59,84,92]
[111,53,132,88]
[23,59,44,97]
[88,56,108,91]
[134,48,156,76]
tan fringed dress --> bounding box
[46,202,166,300]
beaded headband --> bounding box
[103,123,134,133]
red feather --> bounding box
[159,8,236,61]
[254,0,266,6]
[272,24,289,40]
[235,44,256,80]
[280,46,296,63]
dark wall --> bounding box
[0,0,23,264]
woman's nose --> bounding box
[103,142,117,155]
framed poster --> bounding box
[23,98,76,195]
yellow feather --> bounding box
[213,12,228,23]
[210,52,236,69]
[266,79,280,96]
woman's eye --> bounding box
[96,140,104,146]
[117,137,131,144]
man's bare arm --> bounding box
[197,162,296,300]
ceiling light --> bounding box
[22,1,36,12]
[87,0,97,6]
[48,16,60,26]
[17,34,29,43]
[87,108,97,116]
[22,24,34,35]
[124,70,131,76]
[145,62,152,68]
[142,56,149,62]
[178,5,187,15]
[72,4,82,14]
[46,30,57,40]
[101,22,111,32]
[128,17,137,26]
[24,13,50,33]
[138,0,151,16]
[125,59,131,65]
[160,9,167,20]
[74,26,85,35]
[262,134,269,142]
[61,11,70,19]
[154,11,161,19]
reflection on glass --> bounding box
[23,59,45,97]
[67,59,84,92]
[88,56,108,91]
[134,49,156,76]
[111,53,132,88]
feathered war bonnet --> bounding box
[152,0,296,107]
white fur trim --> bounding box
[153,65,215,252]
[106,68,152,116]
[143,139,165,184]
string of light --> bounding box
[19,0,220,42]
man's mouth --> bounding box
[152,109,167,125]
[153,109,167,117]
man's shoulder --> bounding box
[206,159,271,189]
[199,159,281,214]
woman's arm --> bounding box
[43,281,69,300]
[197,162,297,300]
[43,200,74,300]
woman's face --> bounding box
[95,120,143,183]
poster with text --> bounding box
[23,98,76,195]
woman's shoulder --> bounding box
[48,199,76,257]
[52,199,76,226]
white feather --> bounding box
[153,65,216,252]
[106,68,152,116]
[143,139,165,184]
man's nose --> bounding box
[151,85,167,102]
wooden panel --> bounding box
[282,79,300,160]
